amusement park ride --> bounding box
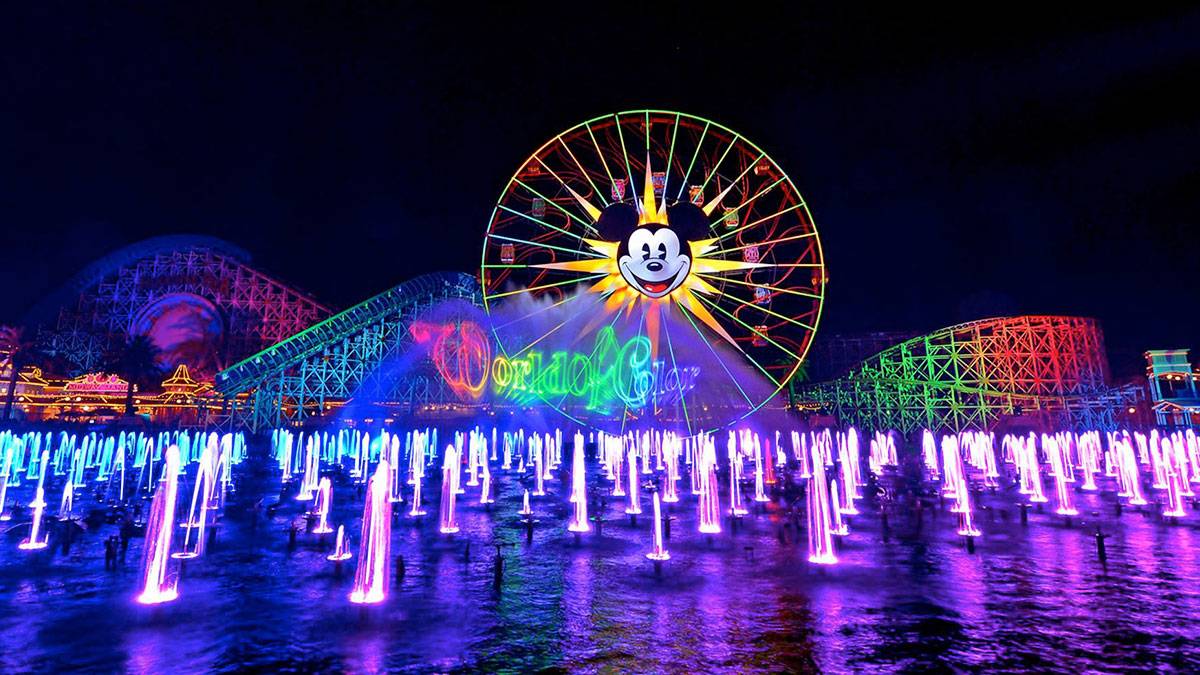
[3,110,1159,433]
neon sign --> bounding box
[411,321,698,410]
[63,373,129,395]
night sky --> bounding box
[3,5,1197,377]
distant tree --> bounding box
[0,326,46,421]
[107,335,163,417]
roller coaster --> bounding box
[799,315,1142,433]
[213,272,480,431]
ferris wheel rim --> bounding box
[478,109,827,429]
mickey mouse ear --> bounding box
[667,202,709,240]
[596,204,638,242]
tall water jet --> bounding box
[697,439,722,534]
[0,443,13,521]
[532,439,546,496]
[479,458,494,505]
[625,446,642,516]
[439,444,460,534]
[807,442,838,564]
[611,440,626,497]
[327,524,352,561]
[519,489,532,516]
[409,454,427,516]
[646,492,670,561]
[753,441,769,503]
[568,433,589,532]
[174,459,210,560]
[829,480,849,536]
[18,450,50,551]
[313,478,334,534]
[1046,437,1078,516]
[138,445,182,604]
[58,480,74,521]
[350,459,392,604]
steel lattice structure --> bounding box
[213,272,480,431]
[31,236,330,374]
[800,315,1142,433]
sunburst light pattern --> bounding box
[481,110,825,429]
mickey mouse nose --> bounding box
[646,261,664,272]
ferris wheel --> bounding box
[480,110,825,428]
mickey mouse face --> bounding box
[596,201,708,300]
[619,227,690,298]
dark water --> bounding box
[2,452,1199,674]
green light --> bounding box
[491,326,655,411]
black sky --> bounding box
[2,4,1197,377]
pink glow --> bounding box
[350,460,392,604]
[138,445,182,605]
[646,492,669,561]
[568,432,590,532]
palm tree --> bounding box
[107,335,163,417]
[0,326,44,421]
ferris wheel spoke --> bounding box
[694,293,801,365]
[694,272,823,302]
[707,176,785,229]
[694,139,746,195]
[675,121,711,199]
[714,203,806,242]
[484,110,823,428]
[497,204,591,242]
[512,180,598,234]
[703,287,817,332]
[679,305,760,402]
[558,136,609,207]
[487,233,607,259]
[613,113,636,192]
[720,232,817,255]
[665,112,681,184]
[530,158,603,234]
[486,273,607,301]
[585,123,617,191]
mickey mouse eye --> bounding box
[655,243,667,259]
[640,243,651,260]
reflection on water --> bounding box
[1,454,1199,673]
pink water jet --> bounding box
[806,442,838,565]
[409,461,427,516]
[829,480,849,536]
[327,524,352,562]
[532,440,546,497]
[697,439,721,534]
[312,478,334,534]
[625,446,642,515]
[137,445,182,605]
[439,444,460,534]
[350,460,392,604]
[568,433,590,532]
[646,492,670,561]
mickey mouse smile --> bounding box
[620,255,691,298]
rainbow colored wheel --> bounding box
[480,110,824,430]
